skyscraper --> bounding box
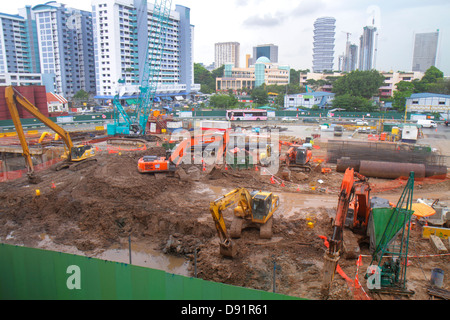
[343,43,358,72]
[412,31,439,73]
[215,42,240,69]
[312,17,336,73]
[359,26,377,71]
[249,44,278,66]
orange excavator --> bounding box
[281,141,313,172]
[322,167,371,296]
[138,130,230,174]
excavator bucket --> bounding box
[322,252,340,297]
[220,240,237,258]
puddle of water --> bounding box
[36,234,191,277]
[95,247,190,277]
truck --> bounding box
[417,119,437,128]
[333,125,344,137]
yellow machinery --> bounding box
[210,188,280,257]
[5,86,96,183]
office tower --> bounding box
[343,43,358,72]
[412,30,439,73]
[215,42,240,69]
[92,0,198,99]
[27,2,96,97]
[312,17,336,73]
[252,44,278,64]
[0,13,35,74]
[359,26,377,71]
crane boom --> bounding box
[108,0,173,136]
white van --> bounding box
[417,119,437,128]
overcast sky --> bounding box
[3,0,450,75]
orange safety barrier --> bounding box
[319,235,371,300]
[371,174,450,193]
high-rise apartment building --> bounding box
[312,17,335,73]
[412,31,439,73]
[92,0,198,99]
[359,26,377,71]
[215,42,240,69]
[0,13,34,74]
[23,2,96,97]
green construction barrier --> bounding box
[0,244,301,300]
[368,207,414,256]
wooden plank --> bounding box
[430,235,448,254]
[422,226,450,240]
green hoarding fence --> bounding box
[0,244,301,300]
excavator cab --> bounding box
[71,145,96,162]
[295,146,310,165]
[285,145,312,172]
[250,191,274,222]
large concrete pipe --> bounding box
[425,165,448,178]
[336,158,361,173]
[359,160,426,179]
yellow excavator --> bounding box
[5,86,96,183]
[210,188,280,257]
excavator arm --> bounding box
[5,86,77,182]
[322,168,369,297]
[5,86,75,158]
[209,188,253,257]
[5,86,96,177]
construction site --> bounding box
[0,0,449,301]
[0,101,449,300]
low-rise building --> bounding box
[284,92,335,109]
[406,93,450,113]
[216,56,289,92]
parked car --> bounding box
[281,117,297,123]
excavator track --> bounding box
[259,217,273,239]
[52,158,98,172]
[69,158,98,171]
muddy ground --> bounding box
[0,144,449,300]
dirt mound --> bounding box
[0,149,212,252]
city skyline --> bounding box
[2,0,450,76]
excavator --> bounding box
[282,143,313,172]
[5,86,97,183]
[322,167,371,296]
[137,138,189,174]
[210,188,280,257]
[138,130,230,174]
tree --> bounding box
[421,66,444,84]
[73,90,89,100]
[332,70,385,99]
[251,86,269,106]
[332,94,375,112]
[194,63,215,94]
[209,93,237,109]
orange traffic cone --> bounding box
[281,181,285,187]
[51,181,56,189]
[224,164,228,171]
[255,165,258,172]
[270,176,275,184]
[297,185,300,192]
